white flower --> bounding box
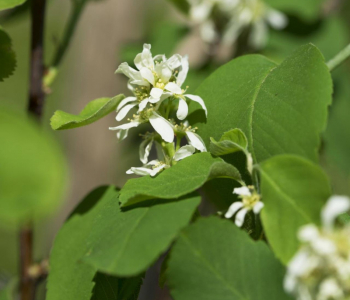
[127,145,196,177]
[284,195,350,300]
[188,0,287,48]
[163,82,207,120]
[225,185,263,227]
[321,195,350,231]
[109,110,174,142]
[185,131,207,152]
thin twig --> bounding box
[327,43,350,72]
[27,0,47,120]
[22,0,47,299]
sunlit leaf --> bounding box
[0,0,26,11]
[119,153,242,207]
[50,95,124,130]
[167,217,291,300]
[210,128,248,156]
[193,44,332,164]
[83,195,200,276]
[259,154,331,264]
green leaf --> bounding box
[119,153,242,207]
[264,0,324,21]
[167,217,291,300]
[0,0,26,11]
[259,155,331,264]
[82,195,200,276]
[0,279,17,300]
[166,0,189,14]
[0,28,16,81]
[50,95,125,130]
[91,272,142,300]
[0,108,67,228]
[210,128,248,156]
[194,44,332,164]
[47,186,120,300]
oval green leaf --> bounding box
[50,94,125,130]
[193,44,332,164]
[83,195,200,276]
[119,153,242,207]
[259,154,331,264]
[167,217,292,300]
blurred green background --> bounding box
[1,0,350,299]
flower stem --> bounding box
[175,136,181,151]
[327,43,350,72]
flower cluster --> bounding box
[284,196,350,300]
[225,185,264,227]
[110,44,207,176]
[188,0,287,48]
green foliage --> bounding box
[0,0,26,11]
[259,155,331,264]
[0,28,16,82]
[264,0,324,21]
[194,44,332,164]
[210,128,248,156]
[50,95,125,130]
[167,217,291,300]
[0,279,17,300]
[47,186,118,300]
[0,109,67,228]
[91,273,142,300]
[119,153,242,207]
[83,195,200,276]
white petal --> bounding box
[138,99,149,112]
[235,208,248,227]
[145,159,159,166]
[186,131,207,152]
[298,224,319,243]
[140,67,155,86]
[266,9,288,30]
[134,44,154,70]
[165,82,183,95]
[225,202,243,219]
[222,19,243,45]
[249,20,268,49]
[150,164,167,177]
[109,121,140,131]
[200,20,217,43]
[139,139,153,164]
[127,167,153,176]
[233,186,251,196]
[116,63,148,86]
[321,195,350,230]
[173,145,195,161]
[177,56,189,87]
[253,201,264,214]
[177,98,188,120]
[149,112,174,143]
[116,96,137,112]
[184,94,207,116]
[116,103,137,121]
[166,54,182,70]
[117,129,128,141]
[190,2,212,22]
[155,63,172,83]
[150,88,164,102]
